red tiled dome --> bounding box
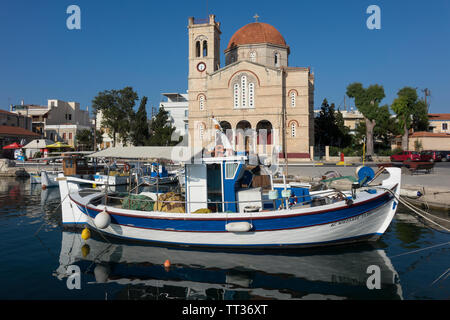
[226,22,287,51]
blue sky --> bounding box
[1,0,449,115]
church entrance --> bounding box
[236,120,252,154]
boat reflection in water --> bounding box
[55,231,403,300]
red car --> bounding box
[420,150,442,162]
[390,150,420,162]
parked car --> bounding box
[437,151,450,162]
[390,150,421,162]
[420,150,443,162]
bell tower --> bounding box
[187,15,221,149]
[188,14,221,77]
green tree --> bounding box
[131,97,150,146]
[92,87,138,147]
[353,105,399,154]
[346,83,386,156]
[147,107,180,146]
[315,99,352,148]
[75,129,103,150]
[391,87,429,150]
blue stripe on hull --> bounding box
[77,192,392,233]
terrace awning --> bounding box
[87,146,192,162]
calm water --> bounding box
[0,177,448,300]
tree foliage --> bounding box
[314,99,352,148]
[346,83,386,156]
[75,129,103,151]
[391,87,429,150]
[92,87,138,147]
[147,107,180,146]
[131,96,150,146]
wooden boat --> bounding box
[58,152,401,249]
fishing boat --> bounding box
[58,150,401,248]
[58,115,401,248]
[139,162,178,186]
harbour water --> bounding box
[0,177,448,300]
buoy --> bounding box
[81,244,90,257]
[81,227,91,240]
[92,183,96,188]
[94,210,111,229]
[164,259,171,269]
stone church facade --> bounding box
[187,15,314,159]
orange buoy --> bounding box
[164,259,171,269]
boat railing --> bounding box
[102,189,344,211]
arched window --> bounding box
[198,123,204,140]
[274,52,280,67]
[199,95,205,110]
[248,83,255,108]
[241,75,247,108]
[291,122,296,137]
[290,91,297,107]
[195,41,201,58]
[233,83,240,109]
[249,51,256,62]
[232,74,256,109]
[203,40,208,57]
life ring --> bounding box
[124,163,130,172]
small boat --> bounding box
[58,151,401,248]
[139,163,178,186]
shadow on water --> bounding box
[55,230,404,300]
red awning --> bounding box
[3,142,24,149]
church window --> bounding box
[249,51,256,62]
[241,76,247,108]
[233,83,240,109]
[274,52,280,67]
[199,95,205,110]
[233,74,256,109]
[195,41,201,58]
[291,122,296,137]
[199,123,204,140]
[248,83,255,108]
[290,91,296,107]
[203,40,208,57]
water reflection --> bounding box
[55,231,403,300]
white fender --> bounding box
[225,222,253,232]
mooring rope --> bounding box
[374,186,450,233]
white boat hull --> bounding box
[59,168,401,248]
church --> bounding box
[187,14,315,160]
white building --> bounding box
[159,92,189,144]
[11,99,92,145]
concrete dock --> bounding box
[284,163,450,213]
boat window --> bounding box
[225,162,239,179]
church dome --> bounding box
[226,22,287,51]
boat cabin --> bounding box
[62,154,96,176]
[184,156,310,213]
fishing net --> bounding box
[121,194,154,211]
